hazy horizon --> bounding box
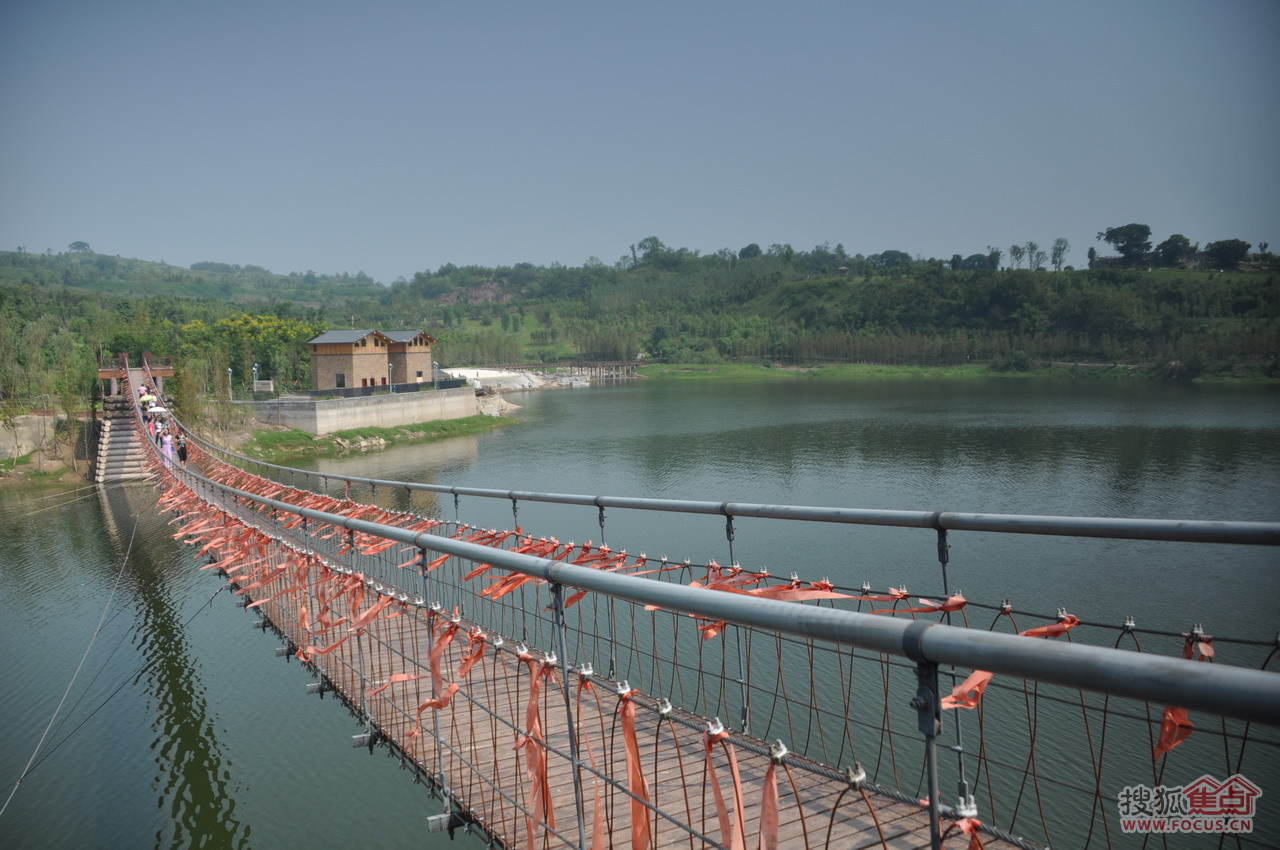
[3,0,1276,284]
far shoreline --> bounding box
[635,361,1278,383]
[1,360,1273,489]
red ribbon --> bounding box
[366,672,426,696]
[941,670,994,710]
[759,760,779,850]
[703,727,746,850]
[1153,705,1193,760]
[617,692,651,850]
[1019,613,1080,638]
[578,680,605,850]
[872,593,966,616]
[515,656,556,849]
[455,630,487,678]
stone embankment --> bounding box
[443,367,597,418]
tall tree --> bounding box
[1204,239,1251,269]
[1008,244,1026,269]
[1050,238,1070,272]
[1096,223,1152,266]
[1025,241,1047,271]
[1152,234,1195,267]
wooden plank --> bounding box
[237,545,1030,850]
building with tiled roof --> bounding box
[307,329,436,391]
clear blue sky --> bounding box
[3,0,1276,284]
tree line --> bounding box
[0,225,1276,420]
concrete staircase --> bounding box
[95,395,150,483]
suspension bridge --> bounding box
[97,357,1280,848]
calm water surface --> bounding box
[2,377,1277,847]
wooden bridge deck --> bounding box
[237,566,1019,849]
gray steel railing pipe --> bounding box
[204,474,1280,726]
[191,440,1280,546]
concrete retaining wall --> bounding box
[252,387,478,435]
[0,414,60,460]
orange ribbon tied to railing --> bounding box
[872,592,966,616]
[366,672,426,697]
[748,577,854,603]
[1154,705,1193,760]
[455,628,487,679]
[758,741,787,850]
[1019,612,1080,638]
[429,619,460,693]
[1183,629,1215,661]
[703,719,746,850]
[515,651,556,850]
[346,590,399,633]
[852,586,910,603]
[616,684,652,850]
[945,817,986,849]
[405,683,460,744]
[577,676,606,850]
[941,669,994,710]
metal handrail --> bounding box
[191,438,1280,546]
[190,468,1280,727]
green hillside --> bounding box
[2,237,1277,420]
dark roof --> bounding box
[308,329,428,345]
[308,330,375,345]
[382,330,430,343]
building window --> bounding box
[415,370,423,379]
[335,373,346,388]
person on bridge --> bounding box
[160,428,175,468]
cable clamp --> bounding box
[706,717,725,737]
[616,680,632,697]
[491,635,504,648]
[768,740,788,763]
[543,651,558,668]
[1122,615,1136,633]
[845,762,867,790]
[954,792,978,818]
[578,663,593,682]
[999,599,1012,615]
[658,698,673,717]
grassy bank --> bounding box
[239,415,514,463]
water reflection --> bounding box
[97,485,248,849]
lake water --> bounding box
[2,376,1277,847]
